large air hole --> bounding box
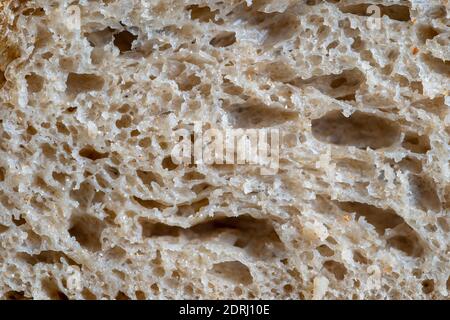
[422,279,435,294]
[116,115,132,129]
[26,73,44,93]
[162,157,178,171]
[192,215,283,258]
[229,4,298,46]
[311,111,400,149]
[138,215,283,258]
[339,4,410,21]
[116,291,131,300]
[421,54,450,77]
[176,198,209,216]
[0,167,5,182]
[264,61,297,83]
[317,244,334,257]
[81,289,97,300]
[133,197,170,211]
[66,73,104,96]
[187,5,218,22]
[353,250,370,265]
[0,224,9,233]
[137,170,162,187]
[3,291,30,300]
[113,30,138,53]
[290,68,365,100]
[104,165,120,179]
[70,181,98,209]
[386,234,423,257]
[0,70,5,89]
[41,143,56,159]
[323,260,347,280]
[85,27,116,47]
[211,261,253,285]
[79,146,109,161]
[68,214,105,252]
[222,78,244,95]
[41,279,68,300]
[17,250,78,266]
[177,74,201,91]
[408,175,441,212]
[139,219,182,238]
[22,7,45,16]
[416,25,440,44]
[226,102,298,128]
[263,13,299,47]
[210,32,236,47]
[425,5,446,19]
[336,202,404,235]
[182,171,206,181]
[412,97,446,117]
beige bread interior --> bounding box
[0,0,449,300]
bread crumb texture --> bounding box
[0,0,449,300]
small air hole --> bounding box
[113,30,137,53]
[162,157,178,171]
[421,279,434,294]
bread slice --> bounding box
[0,0,449,300]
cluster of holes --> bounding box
[336,201,424,257]
[86,26,138,54]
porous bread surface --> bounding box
[0,0,449,300]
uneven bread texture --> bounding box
[0,0,449,300]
